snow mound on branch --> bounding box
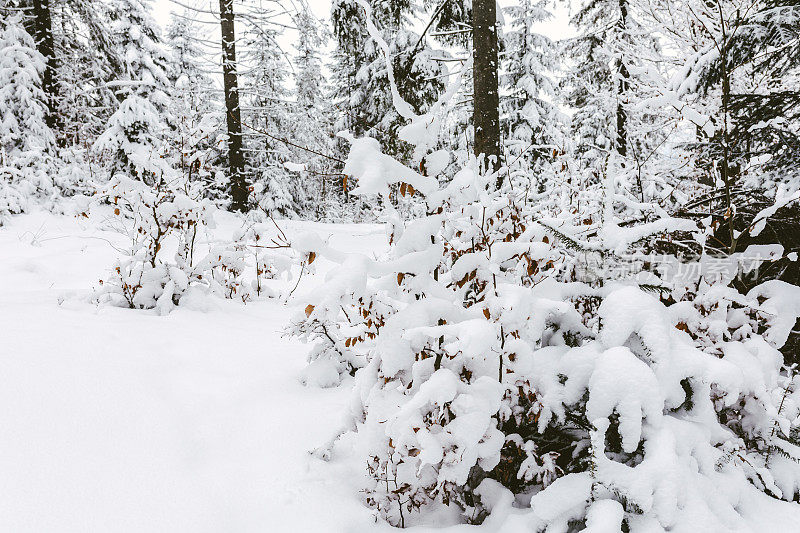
[747,280,800,348]
[338,133,438,197]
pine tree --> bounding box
[291,9,336,219]
[165,12,224,197]
[240,14,296,216]
[330,0,445,160]
[562,0,662,176]
[44,0,118,150]
[294,11,326,113]
[661,0,800,255]
[421,0,471,48]
[93,0,173,182]
[502,0,563,170]
[105,0,170,105]
[0,12,55,216]
[731,0,800,185]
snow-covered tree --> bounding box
[562,0,666,180]
[165,12,225,198]
[0,13,55,217]
[93,0,173,183]
[290,9,338,219]
[294,10,327,114]
[653,0,800,257]
[331,0,446,160]
[54,11,117,149]
[502,0,564,169]
[239,15,297,216]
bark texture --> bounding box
[219,0,248,211]
[32,0,62,142]
[472,0,501,184]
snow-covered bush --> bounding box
[286,230,379,387]
[289,17,800,523]
[92,175,216,313]
[92,174,300,313]
[224,218,296,302]
[518,284,800,531]
[301,164,800,526]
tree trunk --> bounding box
[718,7,735,253]
[472,0,501,185]
[219,0,248,211]
[616,0,629,158]
[32,0,62,144]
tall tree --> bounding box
[35,0,118,149]
[330,0,445,160]
[165,12,222,194]
[93,0,173,182]
[562,0,663,188]
[502,0,563,169]
[0,13,54,215]
[240,15,295,216]
[31,0,61,139]
[472,0,501,180]
[219,0,248,211]
[292,9,334,218]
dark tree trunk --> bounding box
[616,0,629,158]
[472,0,501,185]
[219,0,248,211]
[32,0,62,144]
[718,7,735,253]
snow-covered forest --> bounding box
[2,0,800,530]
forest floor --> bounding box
[2,208,800,532]
[0,208,390,532]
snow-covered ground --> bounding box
[0,209,388,532]
[3,209,800,532]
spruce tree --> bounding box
[292,9,335,218]
[0,13,54,215]
[240,14,296,216]
[330,0,445,160]
[93,0,173,182]
[562,0,661,175]
[165,12,223,196]
[502,0,563,169]
[663,0,800,251]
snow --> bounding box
[747,280,800,348]
[338,133,438,197]
[585,347,664,453]
[3,209,800,531]
[0,209,378,532]
[284,161,306,172]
